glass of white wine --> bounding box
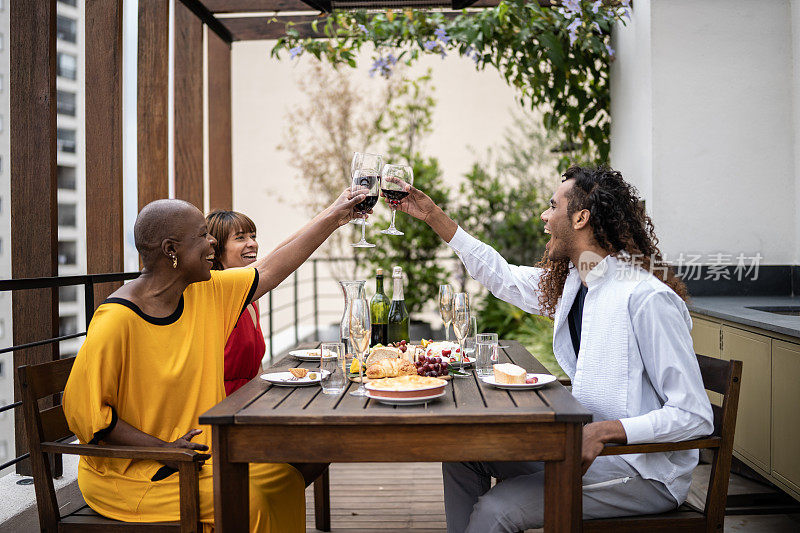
[452,292,470,364]
[438,284,454,341]
[349,296,372,396]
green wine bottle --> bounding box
[387,266,410,343]
[370,268,390,346]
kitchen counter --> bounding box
[688,296,800,339]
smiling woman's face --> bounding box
[220,226,258,269]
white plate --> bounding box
[481,373,557,390]
[366,390,447,406]
[261,370,329,387]
[289,348,327,361]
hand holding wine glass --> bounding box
[350,152,383,227]
[350,169,381,248]
[330,187,370,227]
[380,164,413,236]
[349,297,371,397]
[391,182,439,223]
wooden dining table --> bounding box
[199,340,592,532]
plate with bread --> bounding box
[261,368,329,386]
[481,363,556,390]
[365,375,448,405]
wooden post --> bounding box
[174,1,204,210]
[10,0,59,476]
[86,1,125,309]
[207,29,233,210]
[137,0,170,210]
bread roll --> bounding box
[366,346,404,366]
[366,358,416,379]
[493,363,526,384]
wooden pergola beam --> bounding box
[208,31,234,210]
[175,1,205,210]
[137,1,170,210]
[86,0,125,307]
[203,0,325,12]
[10,0,59,476]
[223,11,465,40]
[202,0,539,13]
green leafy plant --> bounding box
[272,1,630,169]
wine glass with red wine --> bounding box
[350,168,380,248]
[350,152,383,226]
[380,164,413,236]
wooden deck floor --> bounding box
[305,463,447,532]
[305,463,800,533]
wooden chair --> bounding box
[584,354,743,533]
[19,357,206,532]
[20,357,332,532]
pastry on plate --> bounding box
[288,368,309,379]
[365,374,447,398]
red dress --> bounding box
[224,301,266,396]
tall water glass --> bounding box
[475,333,498,377]
[320,342,346,395]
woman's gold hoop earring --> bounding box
[172,255,178,269]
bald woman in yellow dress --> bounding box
[63,191,367,531]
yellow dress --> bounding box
[63,268,305,532]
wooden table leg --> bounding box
[213,425,249,533]
[313,467,331,532]
[544,423,583,533]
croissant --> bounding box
[366,358,416,379]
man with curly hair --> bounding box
[393,166,714,533]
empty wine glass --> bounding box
[438,284,454,342]
[349,296,371,396]
[452,293,470,364]
[381,164,413,236]
[350,168,380,248]
[350,152,383,226]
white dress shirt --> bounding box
[447,226,714,503]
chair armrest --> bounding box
[599,436,720,456]
[40,442,204,462]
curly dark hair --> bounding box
[535,166,687,317]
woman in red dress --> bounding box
[207,210,266,395]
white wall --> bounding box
[792,0,800,263]
[611,0,798,265]
[610,0,652,202]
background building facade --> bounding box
[0,0,86,476]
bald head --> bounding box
[134,199,203,265]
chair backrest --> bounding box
[695,354,743,528]
[18,357,77,533]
